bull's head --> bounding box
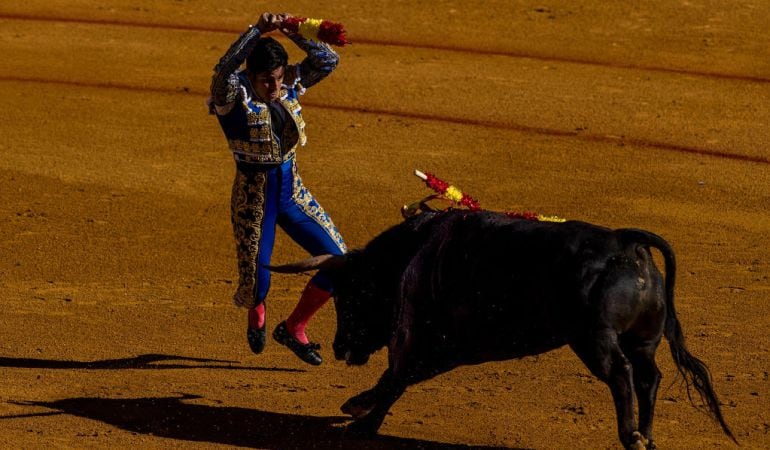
[267,252,393,366]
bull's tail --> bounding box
[617,228,736,443]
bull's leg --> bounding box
[341,368,393,419]
[344,364,451,437]
[345,301,434,437]
[571,329,643,449]
[344,369,407,437]
[622,340,662,449]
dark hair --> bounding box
[246,37,288,74]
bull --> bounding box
[269,209,735,449]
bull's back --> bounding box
[403,212,660,361]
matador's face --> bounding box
[250,66,285,102]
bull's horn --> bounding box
[266,254,346,273]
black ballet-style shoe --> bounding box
[247,323,266,355]
[272,321,323,366]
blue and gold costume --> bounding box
[210,24,346,309]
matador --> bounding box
[208,12,346,365]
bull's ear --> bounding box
[266,254,346,273]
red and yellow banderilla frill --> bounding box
[404,170,566,223]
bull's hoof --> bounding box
[627,431,648,450]
[341,391,376,419]
[341,398,375,419]
[344,419,379,439]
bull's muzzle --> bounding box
[333,341,370,365]
[333,340,347,361]
[344,351,370,366]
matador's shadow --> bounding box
[0,353,301,372]
[8,394,519,449]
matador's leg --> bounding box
[230,165,268,309]
[271,164,347,365]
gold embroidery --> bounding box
[228,140,284,164]
[229,89,307,165]
[248,127,271,142]
[230,168,267,308]
[246,109,266,126]
[291,162,347,252]
[279,92,307,148]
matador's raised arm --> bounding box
[283,32,339,92]
[209,25,263,113]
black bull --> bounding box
[269,210,734,449]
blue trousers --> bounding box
[230,159,346,307]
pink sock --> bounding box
[286,281,332,344]
[248,303,265,329]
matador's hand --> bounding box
[256,12,292,33]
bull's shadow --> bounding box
[11,394,519,449]
[0,353,301,372]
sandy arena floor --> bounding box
[1,1,768,448]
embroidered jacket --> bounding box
[209,25,339,165]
